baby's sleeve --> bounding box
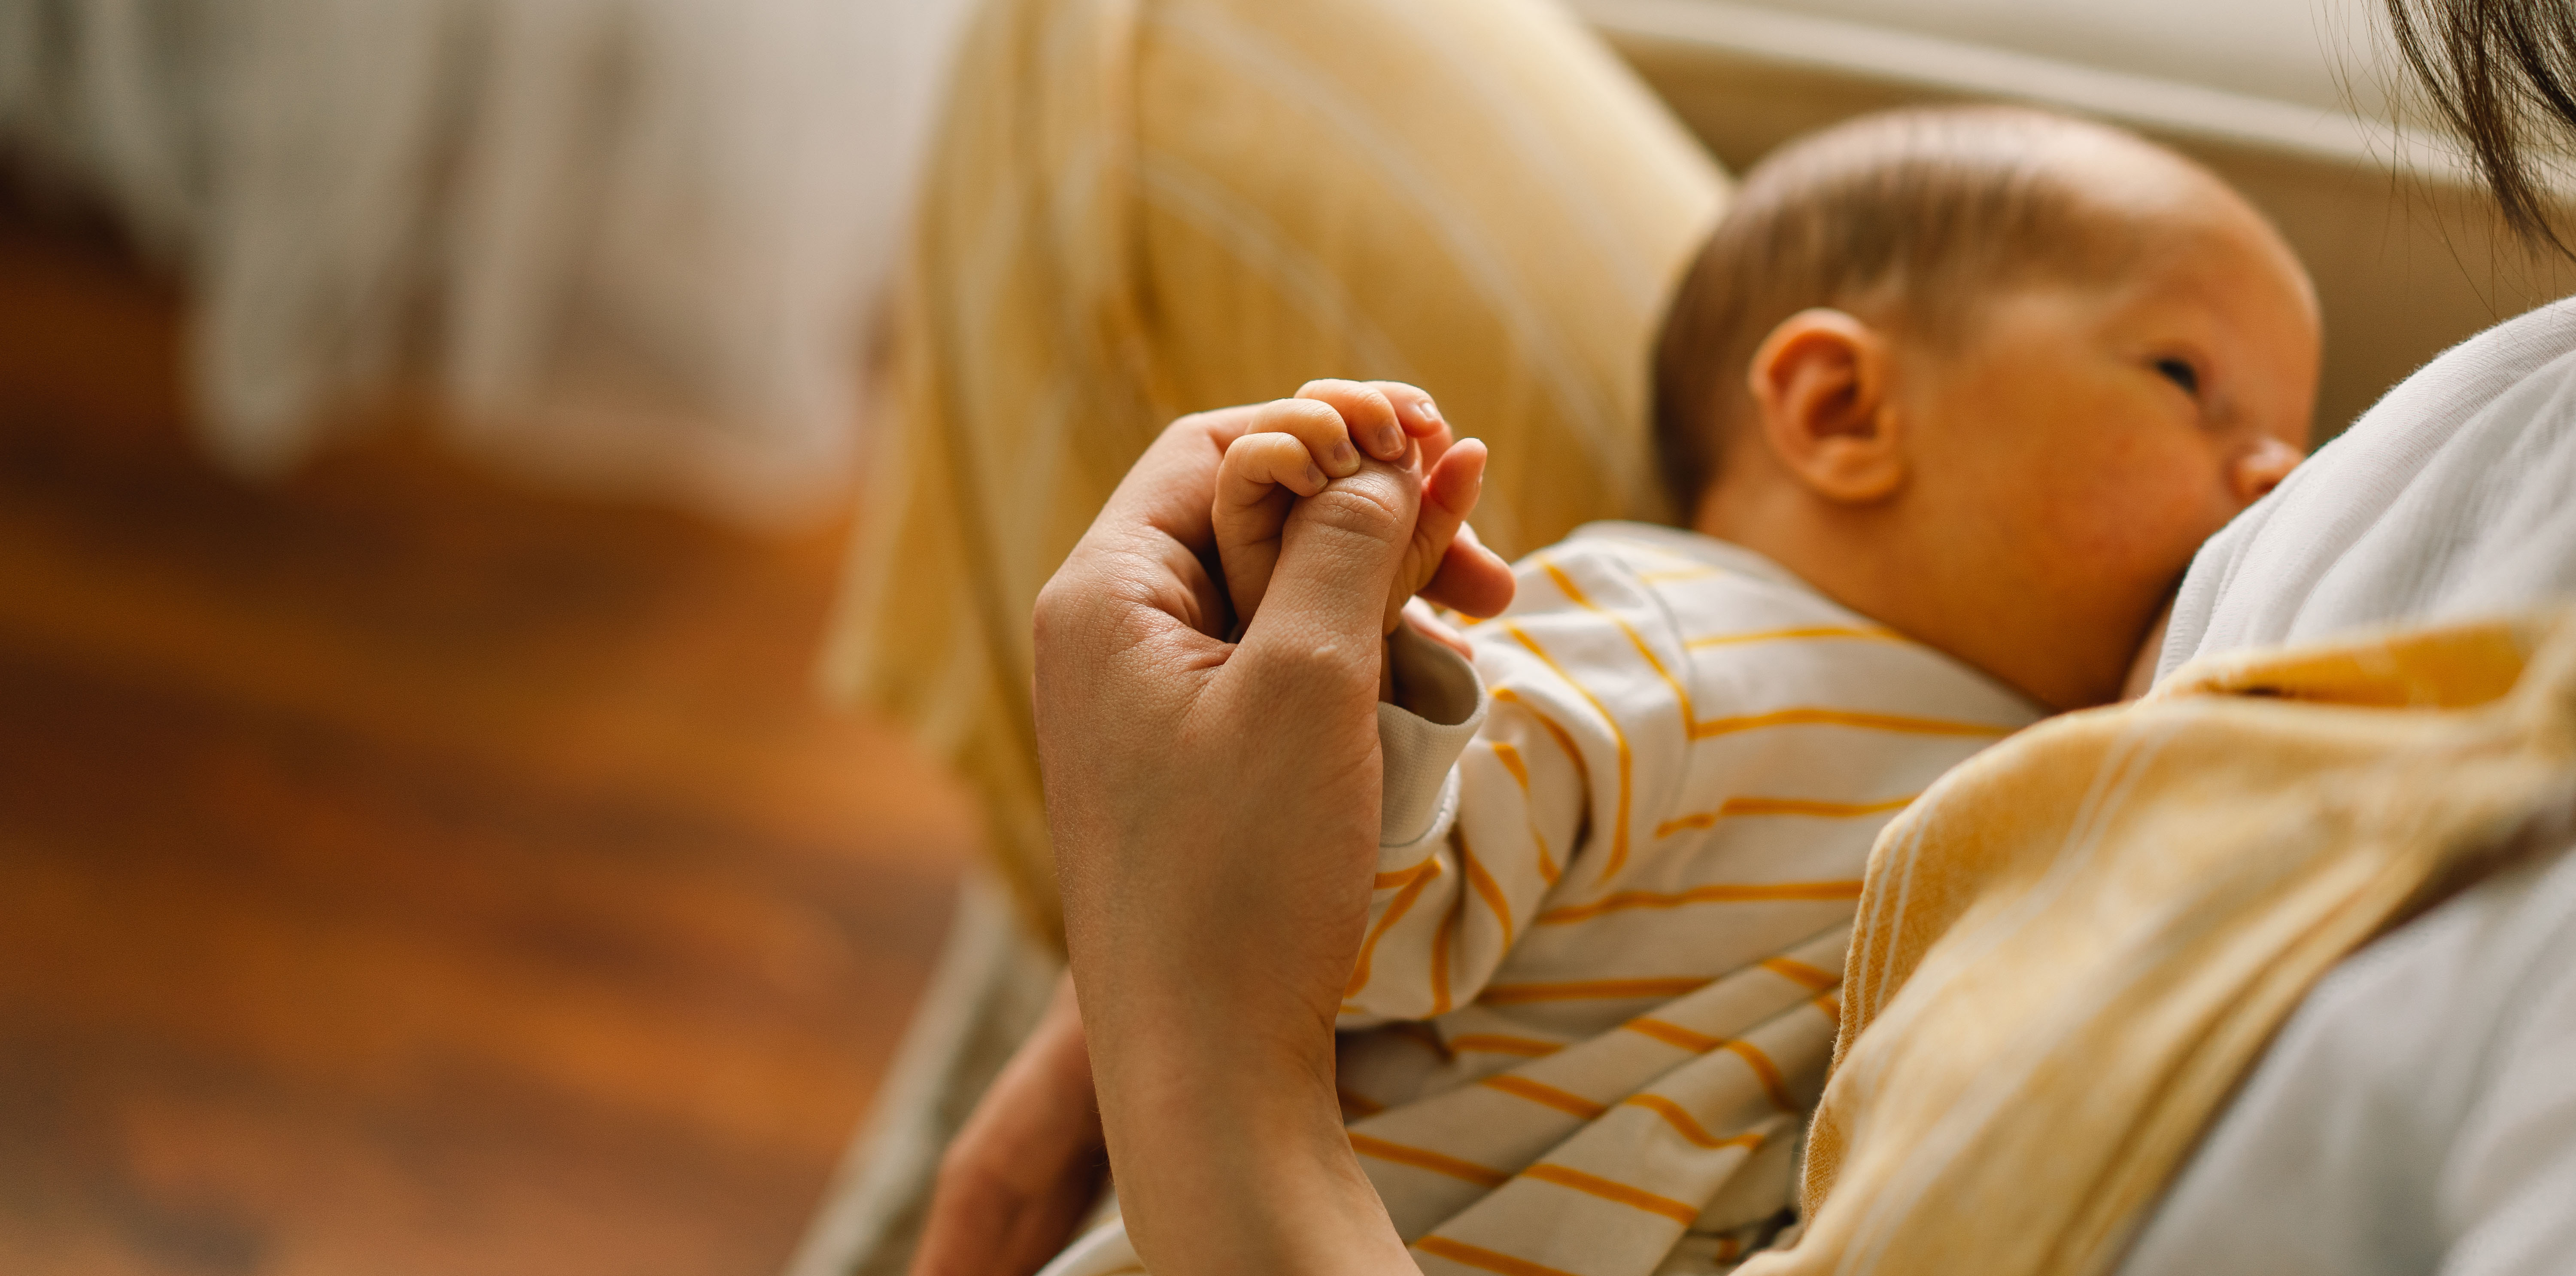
[1378,624,1487,849]
[1346,624,1600,1025]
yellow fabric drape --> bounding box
[818,0,1727,939]
[1746,611,2576,1276]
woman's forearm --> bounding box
[1036,411,1433,1276]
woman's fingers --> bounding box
[1299,378,1409,461]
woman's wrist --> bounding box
[1063,849,1405,1275]
[1087,1005,1412,1276]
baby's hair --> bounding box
[1651,105,2196,521]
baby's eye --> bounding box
[2154,357,2202,397]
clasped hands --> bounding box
[915,382,1511,1276]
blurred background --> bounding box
[0,2,981,1272]
[2,0,2569,1274]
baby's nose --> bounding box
[2231,437,2302,505]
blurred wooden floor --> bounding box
[0,204,976,1276]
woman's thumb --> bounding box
[1235,460,1419,675]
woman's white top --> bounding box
[2162,301,2576,670]
[2120,301,2576,1274]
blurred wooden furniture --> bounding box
[0,202,973,1276]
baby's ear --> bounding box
[1746,308,1904,504]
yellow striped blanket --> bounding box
[1742,610,2576,1276]
[816,0,1723,940]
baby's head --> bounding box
[1654,106,2319,710]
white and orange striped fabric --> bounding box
[1039,523,2041,1276]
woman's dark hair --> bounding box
[2388,0,2576,254]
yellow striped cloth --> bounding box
[815,0,1725,939]
[1039,524,2042,1276]
[1738,611,2576,1276]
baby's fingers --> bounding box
[1363,382,1453,471]
[1421,521,1516,620]
[1247,396,1365,479]
[1416,442,1514,619]
[1299,379,1412,462]
[1400,598,1476,661]
[1383,438,1495,630]
[1214,432,1326,626]
[1220,431,1331,507]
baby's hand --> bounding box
[1213,380,1515,642]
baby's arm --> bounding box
[1341,638,1604,1024]
[1212,380,1513,643]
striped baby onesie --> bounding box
[1039,522,2041,1276]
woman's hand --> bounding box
[1032,407,1421,1276]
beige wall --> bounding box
[1606,33,2576,445]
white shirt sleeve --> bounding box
[1378,622,1487,849]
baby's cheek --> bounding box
[2035,473,2210,597]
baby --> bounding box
[1034,105,2318,1276]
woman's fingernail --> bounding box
[1329,440,1357,470]
[1371,424,1403,456]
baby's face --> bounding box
[1896,183,2319,708]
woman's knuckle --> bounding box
[1033,575,1082,638]
[1250,632,1373,691]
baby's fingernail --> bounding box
[1414,398,1442,426]
[1329,440,1357,470]
[1371,424,1403,456]
[1305,463,1327,489]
